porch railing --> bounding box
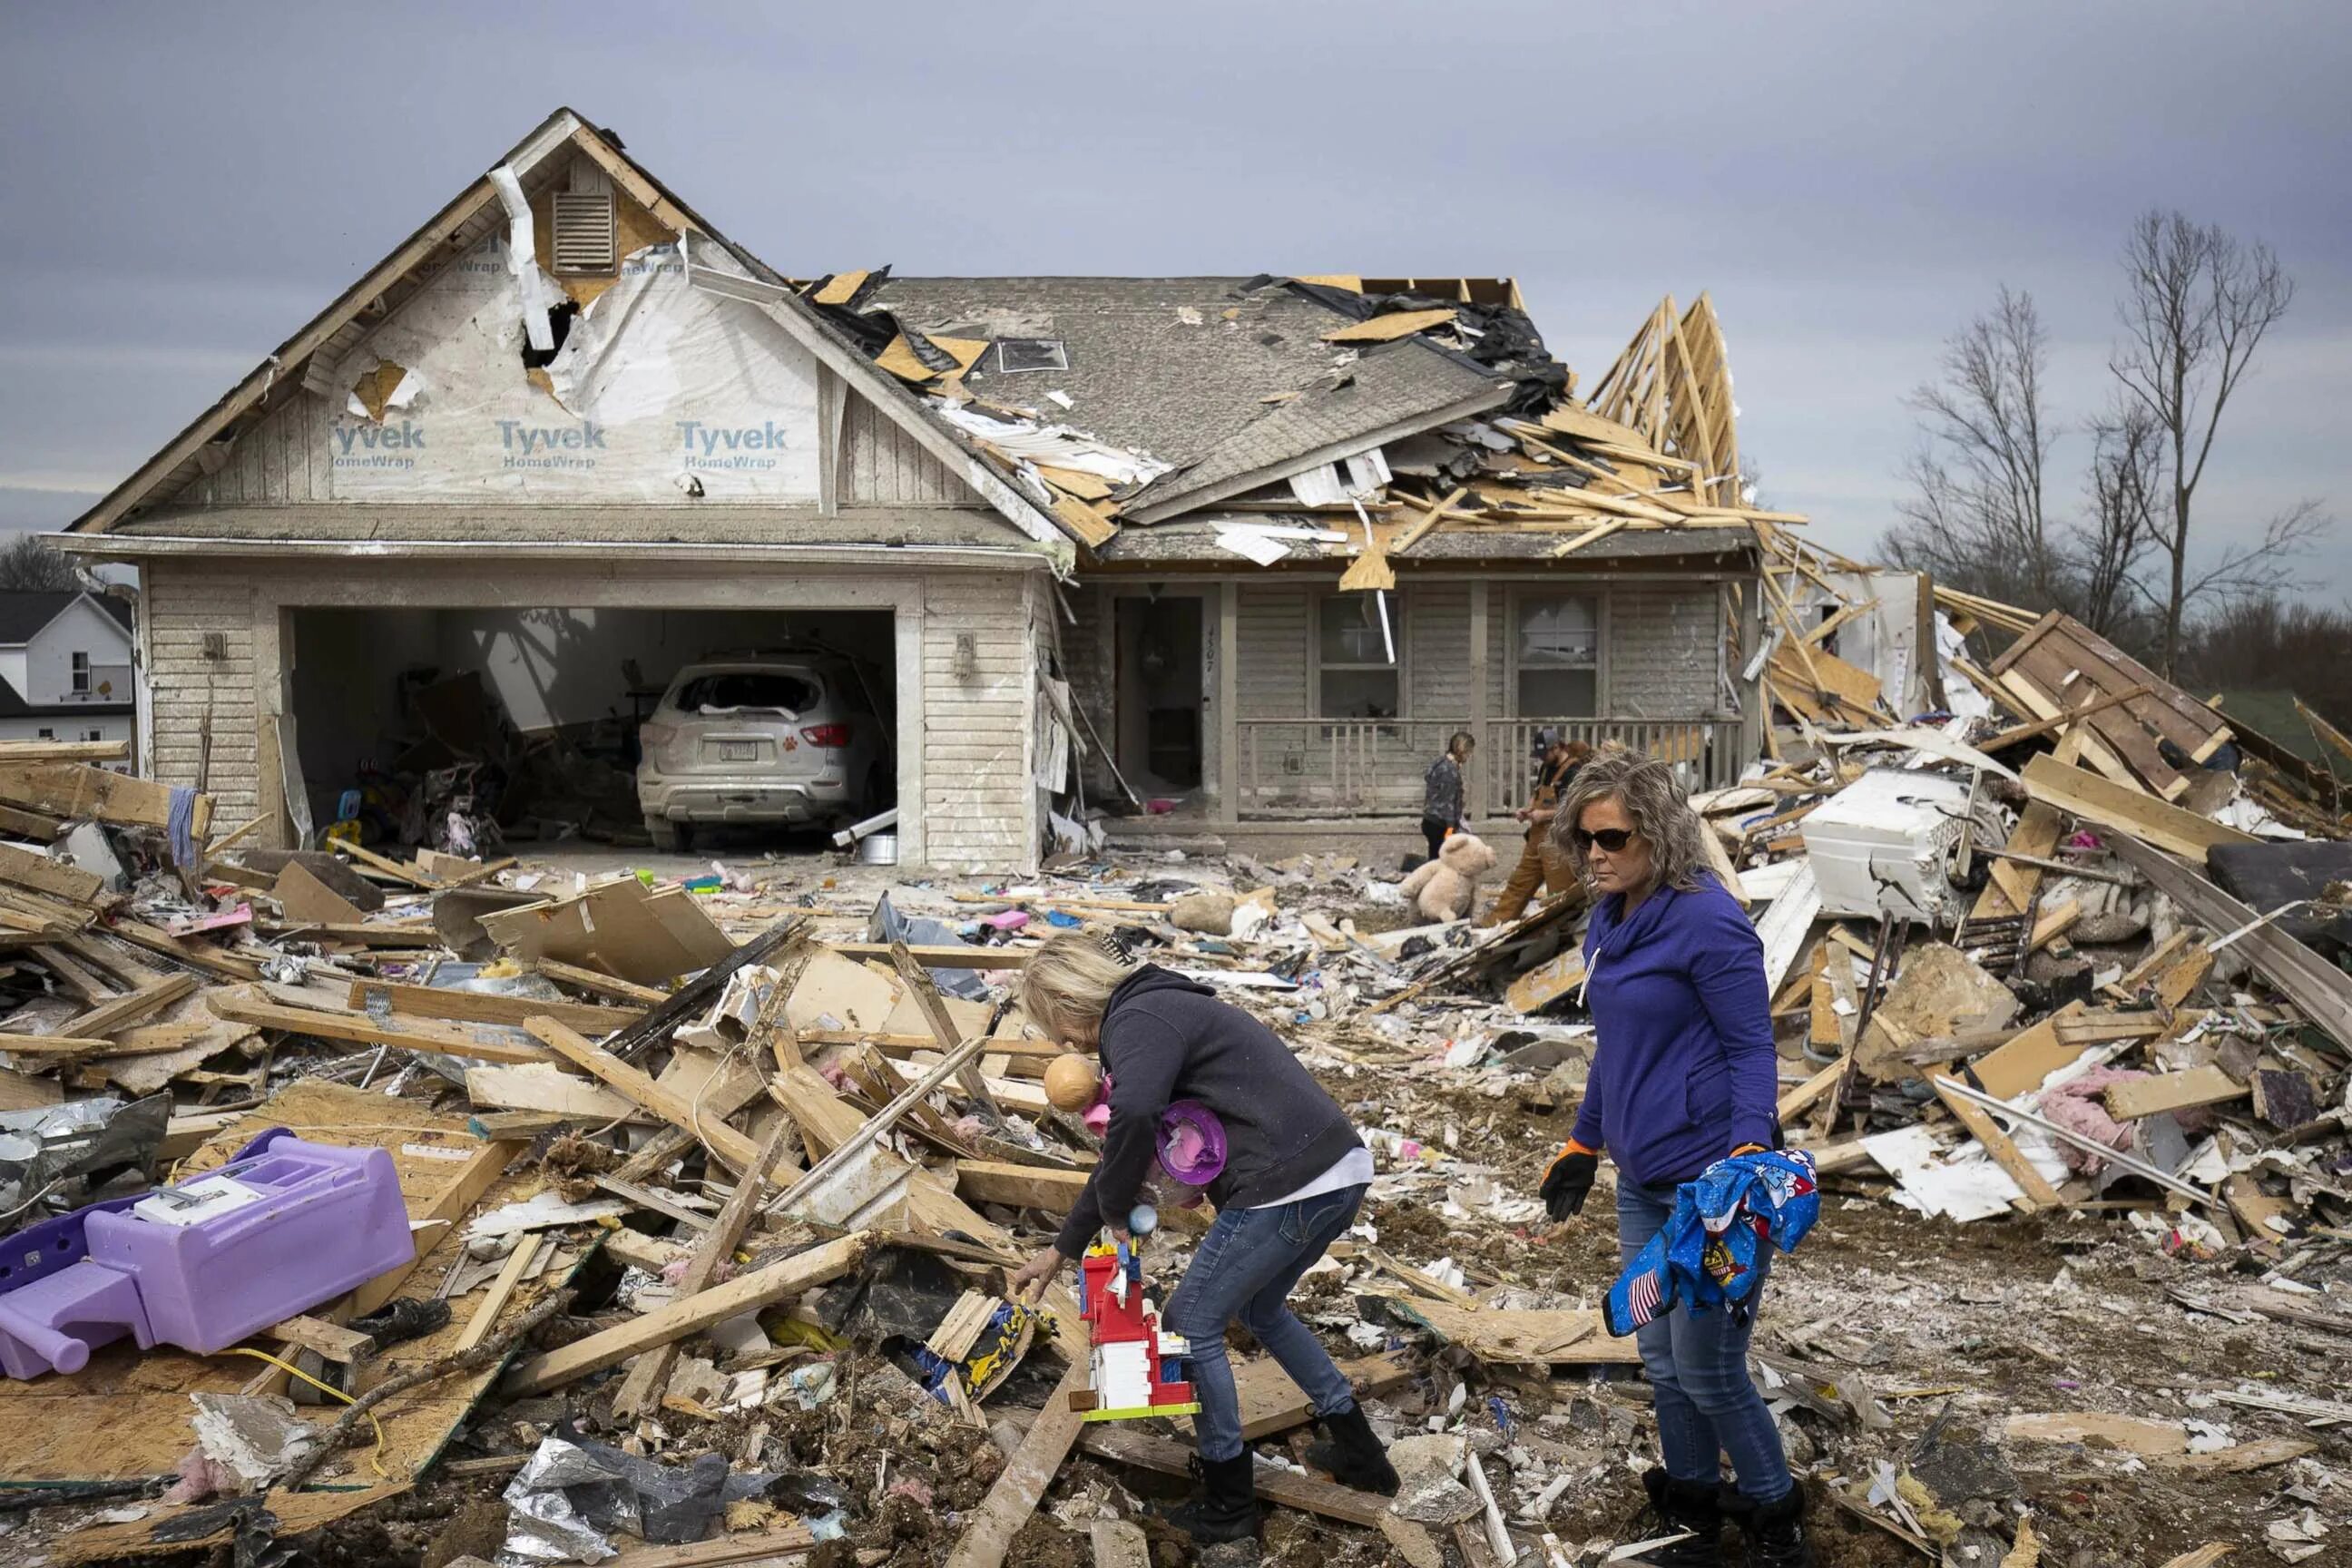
[1233,716,1744,818]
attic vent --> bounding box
[995,338,1068,374]
[551,191,617,275]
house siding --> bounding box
[920,573,1035,871]
[1607,585,1722,716]
[843,396,966,505]
[143,565,262,824]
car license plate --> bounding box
[720,741,760,761]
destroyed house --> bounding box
[64,108,1798,869]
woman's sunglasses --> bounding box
[1573,828,1636,852]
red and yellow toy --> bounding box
[1068,1224,1200,1423]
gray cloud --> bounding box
[1,1,2343,593]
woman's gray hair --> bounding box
[1547,742,1714,894]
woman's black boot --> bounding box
[1738,1484,1814,1567]
[1630,1467,1724,1567]
[1166,1453,1258,1544]
[1306,1403,1400,1494]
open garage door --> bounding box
[285,606,897,859]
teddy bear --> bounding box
[1396,831,1500,923]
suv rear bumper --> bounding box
[639,774,853,825]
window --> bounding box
[70,652,89,694]
[1317,593,1400,720]
[669,671,823,715]
[82,730,102,743]
[35,728,53,740]
[1514,593,1600,716]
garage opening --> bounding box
[285,607,897,858]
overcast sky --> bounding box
[2,2,2345,596]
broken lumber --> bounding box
[946,1357,1093,1568]
[1926,1073,2063,1210]
[1079,1426,1387,1526]
[0,763,212,837]
[2020,754,2258,863]
[348,978,634,1034]
[57,972,197,1038]
[612,1116,799,1419]
[2102,1065,2247,1121]
[503,1230,873,1396]
[2110,835,2352,1052]
[209,989,556,1065]
[955,1160,1090,1212]
[524,1017,802,1188]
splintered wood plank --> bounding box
[525,1017,801,1188]
[210,989,556,1065]
[946,1357,1092,1568]
[1927,1073,2062,1210]
[502,1231,873,1396]
[1975,802,2062,920]
[1079,1427,1387,1526]
[2102,1065,2247,1121]
[2021,755,2259,864]
[349,978,636,1034]
[0,764,211,836]
[609,1116,798,1419]
[58,973,197,1038]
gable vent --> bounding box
[552,191,617,275]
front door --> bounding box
[1112,593,1205,799]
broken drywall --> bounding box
[325,236,820,502]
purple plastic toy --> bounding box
[0,1129,414,1380]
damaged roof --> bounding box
[865,277,1511,519]
[64,104,1805,575]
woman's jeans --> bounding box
[1163,1184,1367,1462]
[1616,1176,1793,1502]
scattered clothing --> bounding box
[1605,1149,1819,1337]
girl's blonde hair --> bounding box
[1548,742,1712,894]
[1018,931,1133,1044]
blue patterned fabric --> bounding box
[1603,1149,1818,1337]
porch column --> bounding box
[1216,580,1240,825]
[1467,579,1490,819]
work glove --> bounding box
[1540,1142,1599,1220]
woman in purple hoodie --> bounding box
[1534,746,1813,1568]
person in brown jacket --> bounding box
[1480,733,1590,926]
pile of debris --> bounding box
[0,692,2347,1564]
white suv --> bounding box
[636,655,891,850]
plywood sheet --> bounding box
[0,1081,536,1486]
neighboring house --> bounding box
[0,591,135,760]
[57,107,1783,871]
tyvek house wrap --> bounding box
[327,237,820,502]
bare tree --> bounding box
[1882,287,2058,605]
[2111,209,2325,672]
[2072,402,2160,637]
[0,534,81,593]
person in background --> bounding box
[1481,732,1592,926]
[1011,935,1396,1546]
[1534,746,1812,1567]
[1419,730,1475,861]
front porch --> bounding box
[1234,715,1745,818]
[1060,565,1759,830]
